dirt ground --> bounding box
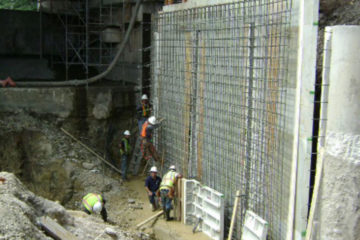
[112,175,211,240]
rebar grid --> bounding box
[152,1,293,239]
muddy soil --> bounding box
[118,176,211,240]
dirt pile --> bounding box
[0,171,152,240]
[0,113,126,209]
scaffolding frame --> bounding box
[41,0,122,80]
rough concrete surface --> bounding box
[93,91,113,120]
[319,150,360,240]
[0,88,74,118]
[0,172,71,240]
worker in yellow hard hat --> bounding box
[159,165,182,221]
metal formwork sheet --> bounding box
[183,179,225,240]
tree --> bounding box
[0,0,37,11]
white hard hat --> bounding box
[93,201,102,214]
[150,166,158,173]
[169,165,176,171]
[124,130,130,136]
[141,94,148,100]
[148,116,156,125]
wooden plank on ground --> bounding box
[135,211,164,229]
[39,216,79,240]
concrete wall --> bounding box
[0,9,64,56]
[0,86,135,119]
[289,0,319,239]
[315,26,360,240]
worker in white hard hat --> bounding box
[81,193,108,222]
[160,165,182,221]
[145,166,162,211]
[136,94,152,133]
[140,116,164,163]
[119,130,132,180]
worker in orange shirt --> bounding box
[140,116,163,163]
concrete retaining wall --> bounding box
[0,86,135,119]
[0,9,64,56]
[316,26,360,240]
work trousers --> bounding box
[121,154,129,180]
[141,138,160,162]
[160,189,173,212]
[148,191,160,206]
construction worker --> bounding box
[140,116,163,163]
[159,165,182,221]
[145,166,162,211]
[81,193,108,222]
[136,94,151,134]
[120,130,131,180]
[0,77,16,87]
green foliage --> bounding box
[0,0,37,11]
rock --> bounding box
[105,227,117,235]
[102,183,113,192]
[0,172,72,239]
[66,210,135,240]
[129,205,143,210]
[128,198,136,204]
[0,172,137,240]
[92,92,112,120]
[82,162,95,170]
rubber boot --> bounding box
[165,210,174,221]
[163,206,166,219]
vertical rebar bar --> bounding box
[244,22,255,213]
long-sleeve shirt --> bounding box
[144,123,161,141]
[136,102,151,120]
[120,138,131,155]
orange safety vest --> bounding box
[141,121,149,138]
